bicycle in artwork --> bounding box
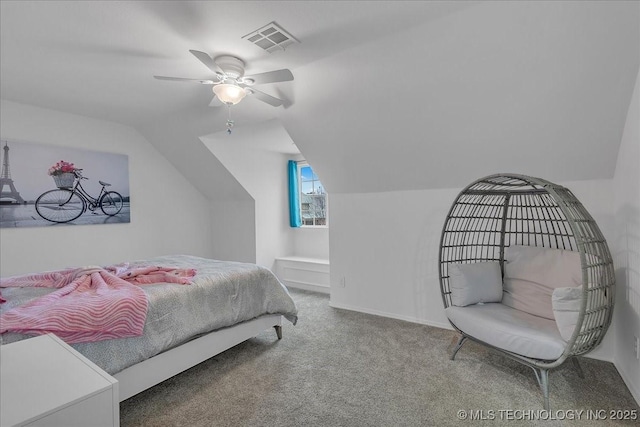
[35,168,124,223]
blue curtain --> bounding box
[288,160,302,227]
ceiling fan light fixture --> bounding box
[213,84,247,105]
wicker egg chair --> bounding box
[439,173,615,409]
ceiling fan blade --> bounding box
[248,88,285,107]
[244,69,294,85]
[189,50,224,75]
[154,76,215,84]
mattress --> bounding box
[0,255,298,374]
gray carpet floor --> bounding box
[120,289,639,426]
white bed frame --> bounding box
[114,314,283,401]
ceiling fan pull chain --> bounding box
[226,105,234,135]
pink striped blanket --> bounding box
[0,264,196,343]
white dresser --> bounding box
[0,334,119,427]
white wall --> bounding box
[0,100,214,276]
[203,123,294,270]
[213,146,291,270]
[291,226,329,260]
[209,199,256,264]
[202,120,330,269]
[329,187,459,329]
[613,69,640,403]
[136,106,257,267]
[329,178,617,361]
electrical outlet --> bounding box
[339,277,346,288]
[635,336,640,360]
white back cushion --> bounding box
[448,262,503,307]
[503,245,582,320]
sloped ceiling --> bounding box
[281,1,640,193]
[1,1,638,196]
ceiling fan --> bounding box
[154,50,293,108]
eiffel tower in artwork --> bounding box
[0,142,25,204]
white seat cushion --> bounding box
[446,303,566,360]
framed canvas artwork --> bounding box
[0,139,130,228]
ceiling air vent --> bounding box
[242,22,299,53]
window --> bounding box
[298,163,327,227]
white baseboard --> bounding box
[614,361,640,406]
[328,300,453,330]
[583,353,614,363]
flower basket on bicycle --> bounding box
[52,172,75,189]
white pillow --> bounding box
[552,287,582,341]
[448,262,503,307]
[502,245,581,320]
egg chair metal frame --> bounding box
[438,174,615,409]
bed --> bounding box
[0,254,298,401]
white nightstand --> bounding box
[0,333,119,427]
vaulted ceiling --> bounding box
[2,1,638,195]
